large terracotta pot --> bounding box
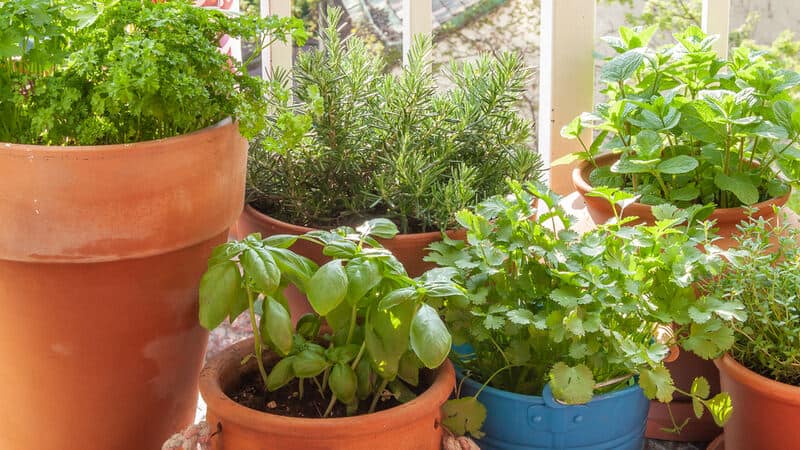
[0,119,247,450]
[573,153,792,250]
[200,338,456,450]
[716,353,800,450]
[234,206,465,320]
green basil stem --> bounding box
[299,378,305,400]
[368,378,390,414]
[345,304,358,344]
[245,286,270,388]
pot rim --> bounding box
[715,353,800,404]
[456,368,642,405]
[1,117,234,153]
[242,203,464,241]
[572,152,792,222]
[200,337,456,437]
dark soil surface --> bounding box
[228,367,431,419]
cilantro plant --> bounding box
[198,218,460,417]
[702,217,800,385]
[428,181,740,435]
[247,8,540,233]
[0,0,307,145]
[560,25,800,209]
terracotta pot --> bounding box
[716,353,800,450]
[233,205,466,320]
[645,351,722,441]
[200,338,456,450]
[0,119,247,450]
[572,153,792,250]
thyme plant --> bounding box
[704,217,800,385]
[247,8,540,233]
[0,0,306,145]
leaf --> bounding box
[330,363,357,403]
[706,392,733,426]
[691,376,710,399]
[357,218,399,239]
[263,234,298,248]
[441,397,486,438]
[344,258,381,305]
[658,155,699,174]
[199,261,245,330]
[295,313,321,340]
[262,297,294,356]
[365,304,413,378]
[600,50,644,83]
[240,247,281,294]
[397,352,421,386]
[639,366,675,403]
[560,116,584,139]
[682,320,735,359]
[379,287,417,309]
[307,260,348,315]
[507,309,535,325]
[266,356,295,391]
[670,184,700,202]
[410,304,451,368]
[714,173,759,205]
[680,102,727,143]
[549,362,595,404]
[292,349,328,378]
[692,397,704,419]
[269,247,317,291]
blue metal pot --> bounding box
[457,372,648,450]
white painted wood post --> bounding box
[538,0,596,195]
[402,0,433,65]
[261,0,294,78]
[702,0,731,59]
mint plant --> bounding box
[428,181,741,436]
[1,0,307,145]
[247,8,540,233]
[199,219,459,416]
[703,217,800,385]
[560,25,800,208]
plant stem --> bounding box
[323,393,338,418]
[246,287,270,388]
[345,304,358,344]
[368,378,390,414]
[299,377,305,400]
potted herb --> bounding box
[0,2,304,448]
[198,219,459,449]
[705,218,800,450]
[427,181,739,449]
[238,8,540,281]
[560,25,799,248]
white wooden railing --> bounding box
[257,0,733,194]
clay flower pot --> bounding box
[572,153,791,250]
[234,205,465,320]
[715,353,800,450]
[0,119,247,450]
[199,338,456,450]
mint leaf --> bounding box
[714,173,759,205]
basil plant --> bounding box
[198,219,458,417]
[560,25,800,208]
[429,181,742,436]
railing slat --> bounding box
[402,0,432,65]
[538,0,596,194]
[702,0,731,58]
[262,0,294,78]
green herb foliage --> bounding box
[0,0,307,145]
[428,181,740,435]
[247,8,540,233]
[703,217,800,385]
[560,25,800,209]
[199,218,460,417]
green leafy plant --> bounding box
[247,8,540,233]
[0,0,307,145]
[559,25,800,209]
[703,216,800,385]
[427,180,741,435]
[199,218,460,416]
